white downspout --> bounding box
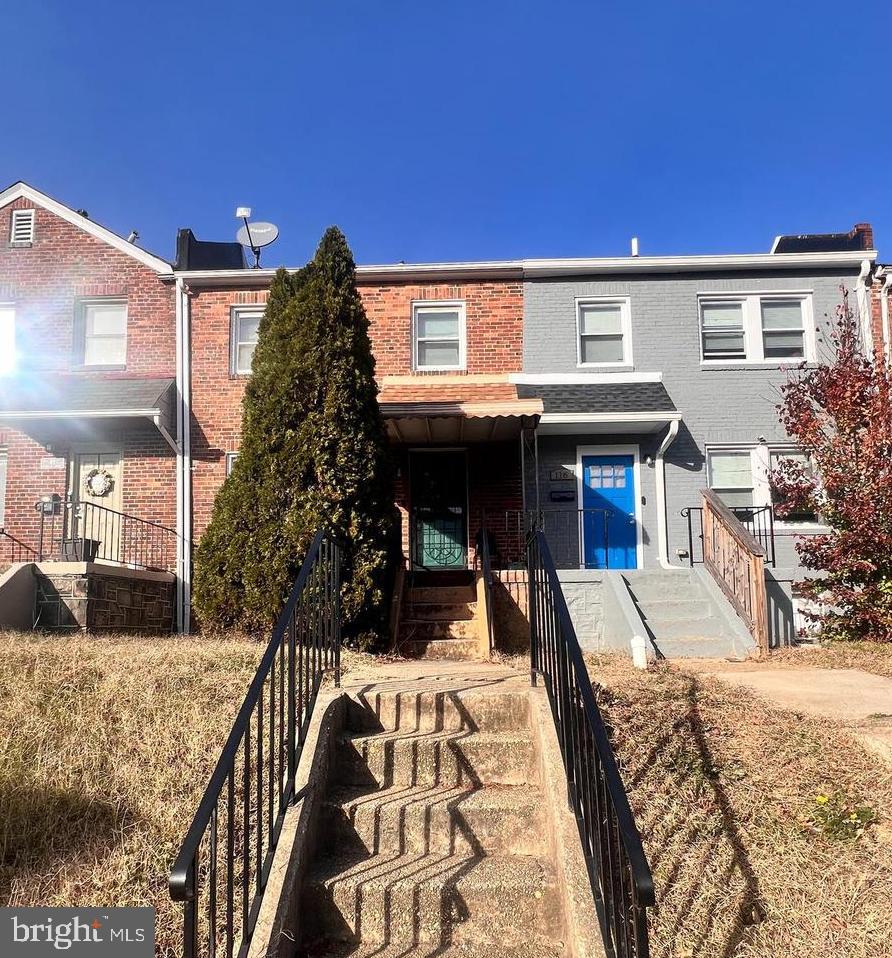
[655,417,681,569]
[856,258,872,357]
[881,268,892,366]
[174,279,184,633]
[181,280,193,634]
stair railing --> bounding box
[699,489,770,655]
[169,531,342,958]
[527,529,655,958]
[681,502,776,567]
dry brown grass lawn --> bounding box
[587,653,892,958]
[768,641,892,680]
[0,631,265,957]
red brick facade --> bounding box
[187,277,526,563]
[0,193,177,555]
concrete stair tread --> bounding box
[326,781,542,814]
[307,850,557,893]
[397,637,482,662]
[341,728,531,747]
[308,937,567,957]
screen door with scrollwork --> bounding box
[409,450,468,569]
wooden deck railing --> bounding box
[701,489,770,655]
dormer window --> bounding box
[9,209,35,245]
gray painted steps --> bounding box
[622,569,748,659]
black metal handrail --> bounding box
[169,531,342,958]
[528,529,655,957]
[681,504,775,567]
[483,508,613,569]
[39,499,177,572]
[0,529,38,565]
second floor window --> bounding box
[231,307,263,375]
[412,302,465,371]
[576,297,632,367]
[77,300,127,367]
[699,293,812,364]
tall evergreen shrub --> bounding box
[193,228,394,646]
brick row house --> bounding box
[1,180,890,647]
[0,183,182,628]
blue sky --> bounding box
[3,0,889,266]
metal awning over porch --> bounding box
[380,399,542,443]
[0,376,178,449]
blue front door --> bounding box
[581,454,638,569]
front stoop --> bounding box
[295,664,602,958]
[397,573,489,661]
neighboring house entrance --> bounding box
[579,451,639,569]
[70,450,123,561]
[410,450,467,569]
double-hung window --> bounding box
[577,297,632,367]
[706,449,755,507]
[707,444,821,525]
[699,293,813,364]
[231,307,263,375]
[77,300,127,367]
[412,302,465,371]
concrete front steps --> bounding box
[300,675,569,957]
[622,568,755,659]
[397,571,485,661]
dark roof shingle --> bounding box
[516,381,676,414]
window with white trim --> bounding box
[0,306,15,377]
[412,302,465,371]
[707,449,754,507]
[231,307,263,375]
[77,299,127,367]
[769,448,818,523]
[0,448,7,528]
[699,293,813,363]
[576,298,632,366]
[225,452,239,476]
[707,444,821,525]
[9,209,35,245]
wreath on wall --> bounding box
[83,467,115,498]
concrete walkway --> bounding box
[692,664,892,764]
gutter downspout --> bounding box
[655,418,681,569]
[180,280,193,634]
[856,258,872,357]
[881,267,892,366]
[174,279,184,632]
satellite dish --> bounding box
[235,210,279,268]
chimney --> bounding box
[630,236,640,257]
[853,222,874,250]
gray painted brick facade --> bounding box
[523,266,865,642]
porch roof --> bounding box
[378,381,542,443]
[0,376,177,447]
[516,381,680,434]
